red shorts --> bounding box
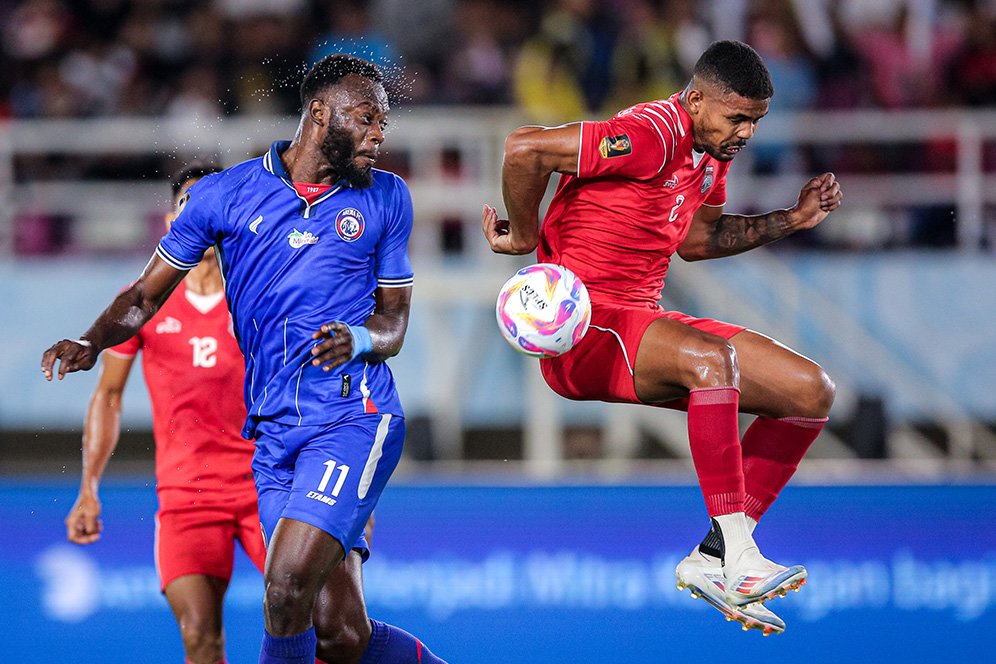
[154,493,266,591]
[540,302,745,405]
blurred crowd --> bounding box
[4,0,996,255]
[3,0,996,122]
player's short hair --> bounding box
[300,53,384,107]
[693,40,774,100]
[170,161,222,197]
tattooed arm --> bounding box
[678,172,842,261]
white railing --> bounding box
[3,108,996,254]
[3,109,995,472]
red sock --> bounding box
[742,416,827,521]
[687,387,744,517]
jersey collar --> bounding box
[670,93,705,165]
[262,140,293,179]
[670,92,693,135]
[262,140,347,219]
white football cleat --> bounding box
[722,544,807,607]
[676,547,786,636]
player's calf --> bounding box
[314,597,372,662]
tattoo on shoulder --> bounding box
[708,210,793,257]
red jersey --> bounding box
[538,92,730,308]
[108,280,254,506]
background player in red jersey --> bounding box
[483,40,842,635]
[64,163,266,664]
[63,164,378,664]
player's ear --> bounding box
[307,98,327,127]
[685,86,704,116]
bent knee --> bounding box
[682,336,739,389]
[177,620,223,661]
[799,366,836,417]
[264,571,318,622]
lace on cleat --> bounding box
[676,548,786,636]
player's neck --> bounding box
[677,90,706,154]
[280,140,339,185]
[678,87,691,115]
[184,258,223,296]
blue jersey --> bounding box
[157,141,414,438]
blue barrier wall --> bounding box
[2,481,994,663]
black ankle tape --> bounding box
[699,519,725,559]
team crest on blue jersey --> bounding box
[335,207,365,242]
[702,165,714,193]
[288,229,319,248]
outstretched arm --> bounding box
[65,353,134,544]
[41,255,187,379]
[678,173,842,261]
[310,285,412,371]
[483,124,582,255]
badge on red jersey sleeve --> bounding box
[580,118,666,180]
[599,134,632,158]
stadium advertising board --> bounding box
[1,482,992,662]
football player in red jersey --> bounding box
[483,40,842,635]
[63,164,376,664]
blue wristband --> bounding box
[347,324,373,359]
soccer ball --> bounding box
[495,263,591,358]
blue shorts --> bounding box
[251,413,405,561]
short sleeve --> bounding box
[156,173,226,271]
[105,332,141,359]
[374,176,414,288]
[577,112,671,180]
[703,162,730,207]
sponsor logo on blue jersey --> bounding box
[287,228,319,248]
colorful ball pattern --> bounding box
[495,263,591,358]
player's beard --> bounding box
[710,139,747,162]
[321,122,373,188]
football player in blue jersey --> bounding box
[43,54,446,664]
